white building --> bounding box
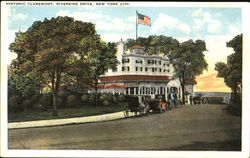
[98,40,196,102]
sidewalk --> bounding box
[8,111,127,129]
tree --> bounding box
[84,40,119,106]
[215,34,242,103]
[9,16,103,116]
[172,40,208,104]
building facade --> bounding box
[97,40,196,101]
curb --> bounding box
[8,111,126,129]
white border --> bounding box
[1,1,250,158]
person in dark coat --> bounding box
[189,95,193,105]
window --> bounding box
[130,88,134,95]
[159,68,162,72]
[148,60,154,64]
[151,87,154,94]
[145,67,148,72]
[122,67,125,71]
[122,58,130,64]
[158,61,161,65]
[127,67,130,71]
[142,87,145,94]
[140,67,143,71]
[126,88,129,94]
[146,87,150,94]
[136,87,139,94]
[160,87,163,94]
[152,68,154,72]
[136,67,138,71]
[135,59,143,64]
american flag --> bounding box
[137,12,151,26]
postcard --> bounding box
[1,1,250,158]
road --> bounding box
[8,104,241,150]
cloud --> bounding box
[151,13,191,34]
[127,16,136,22]
[96,18,134,32]
[56,10,134,32]
[191,8,222,33]
[195,73,231,92]
[228,25,241,35]
[207,20,221,33]
[8,8,28,23]
[56,10,110,22]
[100,33,134,43]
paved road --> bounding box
[8,104,241,150]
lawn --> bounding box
[8,104,125,123]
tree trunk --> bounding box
[181,83,185,105]
[179,77,185,105]
[94,80,98,107]
[52,91,58,116]
[233,81,238,104]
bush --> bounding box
[66,95,81,107]
[117,94,125,102]
[8,96,24,113]
[81,95,89,103]
[102,100,110,106]
[39,94,52,111]
[88,94,95,104]
[22,99,32,109]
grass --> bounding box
[8,104,125,123]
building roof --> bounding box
[129,45,144,49]
[100,75,170,83]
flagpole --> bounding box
[136,10,138,42]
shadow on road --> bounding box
[165,139,241,151]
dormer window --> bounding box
[122,58,130,64]
[148,60,154,64]
[135,59,143,64]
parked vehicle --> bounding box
[148,94,168,112]
[193,95,208,104]
[123,95,150,117]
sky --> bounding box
[5,2,243,92]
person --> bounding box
[189,95,193,105]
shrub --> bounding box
[117,94,125,102]
[81,95,89,103]
[66,95,81,107]
[113,96,118,103]
[8,96,24,113]
[39,95,52,111]
[88,94,95,104]
[57,97,66,108]
[22,99,32,109]
[103,100,110,106]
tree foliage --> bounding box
[9,16,118,115]
[126,35,179,57]
[215,34,242,103]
